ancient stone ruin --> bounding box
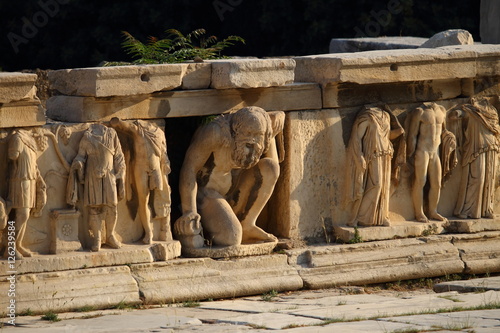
[1,44,500,314]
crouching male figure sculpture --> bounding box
[174,106,285,248]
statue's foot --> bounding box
[382,218,391,227]
[415,213,429,223]
[106,235,121,249]
[456,213,467,219]
[346,219,357,227]
[142,232,153,245]
[484,211,495,219]
[429,212,447,222]
[17,246,32,257]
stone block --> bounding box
[180,241,277,259]
[288,237,464,289]
[181,62,211,89]
[49,209,82,254]
[48,64,186,97]
[295,45,500,85]
[0,244,157,276]
[132,255,303,303]
[445,218,500,233]
[434,276,500,293]
[0,266,140,314]
[0,72,37,103]
[419,29,474,48]
[0,100,45,128]
[46,83,321,122]
[329,36,426,53]
[323,79,462,108]
[210,59,295,89]
[452,232,500,275]
[334,221,447,243]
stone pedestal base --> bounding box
[180,241,278,259]
[334,221,447,243]
[49,209,82,254]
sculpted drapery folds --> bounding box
[6,129,47,259]
[68,124,125,252]
[110,118,172,244]
[174,106,284,248]
[345,106,405,227]
[451,97,500,219]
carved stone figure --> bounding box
[450,97,500,219]
[174,106,284,248]
[67,124,125,252]
[406,102,456,223]
[6,128,47,258]
[110,118,172,243]
[345,106,405,227]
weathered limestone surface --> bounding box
[334,221,447,243]
[434,276,500,293]
[271,108,347,240]
[329,36,427,53]
[452,232,500,274]
[295,45,500,85]
[446,218,500,233]
[0,266,140,314]
[323,79,462,108]
[210,59,295,89]
[181,62,211,89]
[0,242,180,276]
[0,72,44,128]
[287,237,464,289]
[46,83,321,122]
[48,64,186,97]
[0,72,37,103]
[419,29,474,48]
[132,255,303,303]
[180,242,277,259]
[0,100,45,128]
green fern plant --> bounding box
[117,28,244,65]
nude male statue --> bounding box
[174,106,284,247]
[110,118,172,244]
[406,102,455,223]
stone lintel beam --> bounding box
[295,44,500,85]
[46,83,321,122]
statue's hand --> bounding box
[174,212,202,236]
[116,178,125,201]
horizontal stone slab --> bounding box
[0,241,180,276]
[434,276,500,293]
[210,58,295,89]
[329,36,427,53]
[323,79,462,108]
[48,64,186,97]
[0,72,37,103]
[334,221,447,243]
[0,266,140,314]
[446,218,500,233]
[452,231,500,275]
[295,44,500,85]
[46,83,321,122]
[0,100,45,128]
[132,255,303,303]
[181,62,211,89]
[180,241,277,258]
[287,237,464,289]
